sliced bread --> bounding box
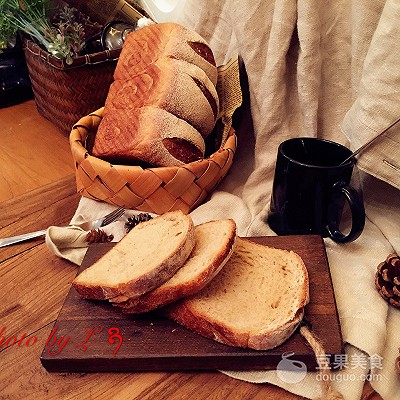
[104,57,219,137]
[164,237,309,350]
[73,211,195,300]
[91,105,206,166]
[112,219,237,313]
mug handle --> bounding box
[326,181,365,243]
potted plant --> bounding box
[0,0,121,133]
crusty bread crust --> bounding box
[114,219,237,313]
[73,211,195,300]
[164,237,309,350]
[115,23,218,85]
[103,57,219,138]
[165,302,305,350]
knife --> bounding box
[0,229,48,248]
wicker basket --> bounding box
[70,108,237,214]
[23,39,121,134]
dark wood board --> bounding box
[41,235,343,372]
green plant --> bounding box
[49,5,102,62]
[0,0,52,49]
[0,0,101,64]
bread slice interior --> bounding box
[165,237,309,350]
[73,211,195,300]
[112,218,237,313]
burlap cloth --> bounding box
[46,1,400,399]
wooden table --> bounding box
[0,100,74,203]
[0,102,381,399]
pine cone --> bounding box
[86,229,114,244]
[396,349,400,376]
[125,213,153,232]
[375,253,400,309]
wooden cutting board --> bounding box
[41,235,343,372]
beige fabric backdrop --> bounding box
[174,1,400,399]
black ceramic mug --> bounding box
[267,137,365,243]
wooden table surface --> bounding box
[0,100,74,203]
[0,101,381,399]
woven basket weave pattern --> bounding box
[70,108,237,214]
[23,39,120,134]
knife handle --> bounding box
[0,229,48,248]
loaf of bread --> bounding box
[73,211,195,300]
[111,219,237,313]
[91,22,219,167]
[164,237,309,350]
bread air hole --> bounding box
[270,299,281,309]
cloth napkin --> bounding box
[47,0,400,398]
[46,201,156,265]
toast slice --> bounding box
[73,211,195,300]
[112,219,237,313]
[164,237,309,350]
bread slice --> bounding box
[92,105,206,166]
[164,237,309,350]
[104,57,219,137]
[73,211,195,300]
[112,219,237,313]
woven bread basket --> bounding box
[23,38,121,135]
[70,107,237,214]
